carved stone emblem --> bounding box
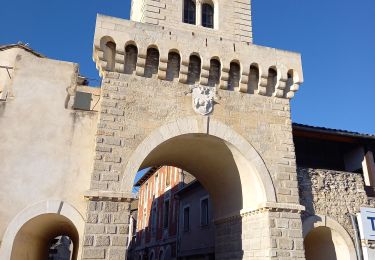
[191,84,215,115]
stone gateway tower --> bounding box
[84,0,305,259]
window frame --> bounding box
[200,196,209,227]
[163,199,170,230]
[182,205,191,232]
[201,3,214,28]
[183,0,196,25]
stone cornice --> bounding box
[84,189,135,202]
[214,202,305,224]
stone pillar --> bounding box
[215,204,305,260]
[82,198,131,260]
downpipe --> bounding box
[349,213,364,260]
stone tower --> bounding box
[85,0,305,259]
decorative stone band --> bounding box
[84,190,134,202]
[214,202,306,225]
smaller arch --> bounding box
[100,36,116,72]
[144,47,160,78]
[248,63,260,94]
[183,0,196,25]
[303,215,357,260]
[149,249,155,260]
[228,61,241,91]
[266,67,278,96]
[187,54,201,85]
[202,2,214,28]
[166,51,181,81]
[124,43,138,75]
[0,200,84,260]
[158,247,165,260]
[208,58,221,87]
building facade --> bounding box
[177,181,214,260]
[132,166,194,260]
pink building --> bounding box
[133,166,194,260]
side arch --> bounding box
[303,215,357,260]
[0,200,85,260]
[120,116,277,218]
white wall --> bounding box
[0,48,98,244]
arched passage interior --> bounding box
[0,200,84,260]
[10,213,79,260]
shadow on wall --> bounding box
[304,226,337,260]
[297,167,316,219]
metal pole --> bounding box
[349,213,364,260]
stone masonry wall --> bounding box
[92,72,299,204]
[82,72,304,259]
[298,167,368,238]
[215,210,304,259]
[83,200,130,259]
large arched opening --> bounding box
[0,200,84,260]
[123,117,277,258]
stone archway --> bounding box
[119,116,282,259]
[303,215,357,260]
[121,116,277,219]
[0,200,84,260]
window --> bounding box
[159,250,165,260]
[202,3,214,28]
[166,168,171,187]
[163,199,170,229]
[183,0,196,25]
[200,197,209,226]
[151,207,157,235]
[144,183,148,205]
[143,208,147,229]
[183,206,190,232]
[154,174,159,196]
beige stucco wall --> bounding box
[0,48,98,246]
[0,48,18,99]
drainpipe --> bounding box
[349,213,364,260]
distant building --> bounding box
[48,236,72,260]
[176,181,214,260]
[133,166,194,260]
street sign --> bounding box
[359,207,375,240]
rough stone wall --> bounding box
[298,167,368,238]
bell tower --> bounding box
[130,0,253,43]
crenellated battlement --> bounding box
[93,15,303,99]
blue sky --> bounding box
[1,0,374,134]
